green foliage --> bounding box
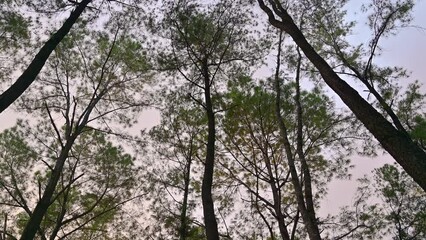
[397,81,426,147]
[219,75,355,238]
[363,0,415,37]
[374,164,426,239]
[0,0,424,239]
[331,164,426,239]
[143,89,206,239]
[175,12,222,52]
[155,0,263,79]
[0,10,29,49]
[18,26,151,130]
[411,116,426,140]
[0,124,140,239]
[187,225,207,240]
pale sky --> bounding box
[320,0,426,216]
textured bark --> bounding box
[201,59,220,240]
[0,0,92,113]
[258,0,426,191]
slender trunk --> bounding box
[272,31,290,240]
[273,31,321,240]
[252,164,275,240]
[2,214,6,240]
[275,74,321,240]
[49,160,79,240]
[266,167,290,240]
[254,195,275,240]
[179,143,193,240]
[48,194,68,240]
[290,210,300,240]
[275,87,320,240]
[24,70,106,239]
[258,0,426,192]
[20,134,77,240]
[201,59,220,240]
[0,0,92,113]
[294,47,321,239]
[262,149,290,239]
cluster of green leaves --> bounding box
[0,8,29,49]
[374,164,426,239]
[141,89,207,239]
[216,74,356,237]
[0,122,141,239]
[329,164,426,239]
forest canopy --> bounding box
[0,0,425,239]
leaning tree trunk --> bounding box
[21,91,102,240]
[20,135,77,240]
[258,0,426,192]
[0,0,92,113]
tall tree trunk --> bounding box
[20,135,77,240]
[2,214,6,240]
[294,47,321,240]
[201,59,220,240]
[179,138,194,240]
[273,31,321,240]
[258,0,426,191]
[48,161,79,240]
[254,193,275,240]
[20,69,103,239]
[0,0,92,113]
[265,162,291,240]
[275,79,321,240]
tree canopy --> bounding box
[0,0,425,239]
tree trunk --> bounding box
[273,30,322,240]
[0,0,92,113]
[261,143,290,239]
[258,0,426,191]
[201,60,220,240]
[48,163,78,240]
[275,81,321,240]
[20,135,77,240]
[267,166,291,240]
[294,47,321,240]
[179,140,193,240]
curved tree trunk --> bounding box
[201,59,220,240]
[0,0,92,113]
